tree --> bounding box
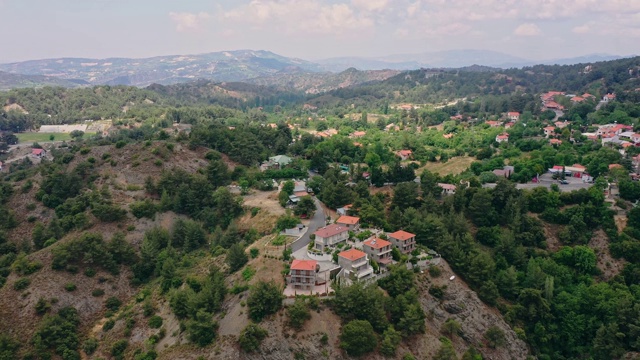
[294,196,316,217]
[484,325,506,348]
[69,130,84,140]
[339,320,377,357]
[282,180,295,196]
[433,338,457,360]
[379,327,402,357]
[186,310,218,346]
[441,318,462,337]
[247,281,284,322]
[238,323,268,352]
[226,243,248,273]
[287,297,311,329]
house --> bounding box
[385,123,400,132]
[293,181,307,193]
[389,230,416,254]
[337,204,353,216]
[602,93,616,102]
[31,148,46,157]
[289,260,318,290]
[443,133,454,139]
[336,216,360,231]
[350,131,366,138]
[353,142,363,147]
[337,249,374,282]
[260,154,293,171]
[485,120,502,128]
[632,134,640,144]
[362,237,393,266]
[493,166,515,178]
[450,115,464,121]
[495,133,509,143]
[303,104,318,111]
[507,112,520,121]
[571,96,585,103]
[555,121,568,129]
[582,93,595,99]
[544,101,565,110]
[313,224,349,250]
[396,150,413,161]
[544,126,556,137]
[609,164,623,170]
[504,122,516,129]
[288,195,300,205]
[550,139,563,146]
[438,183,457,195]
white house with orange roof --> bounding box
[389,230,416,254]
[602,93,616,102]
[362,238,393,266]
[396,150,413,161]
[507,112,520,121]
[550,139,563,146]
[313,224,349,250]
[288,260,318,290]
[495,133,509,143]
[337,249,374,282]
[544,126,556,137]
[485,120,502,128]
[336,215,360,231]
[438,183,457,195]
[554,121,568,129]
[350,131,366,138]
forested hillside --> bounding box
[1,55,640,359]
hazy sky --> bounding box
[1,0,639,63]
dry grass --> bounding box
[416,156,475,176]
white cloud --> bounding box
[572,24,590,34]
[351,0,389,12]
[514,23,541,36]
[222,0,374,35]
[169,12,211,32]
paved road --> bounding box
[290,197,326,252]
[483,177,593,192]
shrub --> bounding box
[129,200,158,219]
[105,296,122,311]
[428,265,442,277]
[339,320,377,357]
[92,203,127,222]
[287,298,311,329]
[92,289,105,297]
[35,297,51,315]
[115,140,127,149]
[111,339,128,359]
[82,338,99,355]
[247,281,284,322]
[148,315,163,329]
[242,266,256,281]
[64,283,77,292]
[102,319,115,331]
[84,268,96,277]
[13,277,30,290]
[250,248,259,258]
[238,324,268,352]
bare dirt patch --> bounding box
[417,156,475,176]
[589,229,626,281]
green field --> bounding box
[16,132,94,143]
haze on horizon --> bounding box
[1,0,639,63]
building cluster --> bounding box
[287,215,418,290]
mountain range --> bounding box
[0,49,632,91]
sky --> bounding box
[1,0,639,63]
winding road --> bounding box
[290,197,326,252]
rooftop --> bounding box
[363,237,392,249]
[314,224,348,238]
[336,216,360,225]
[291,259,317,272]
[389,230,416,241]
[339,248,366,261]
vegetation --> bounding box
[238,323,268,352]
[247,281,284,322]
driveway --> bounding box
[290,197,327,252]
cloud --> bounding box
[169,12,211,32]
[352,0,389,12]
[572,24,590,34]
[222,0,374,35]
[514,23,541,36]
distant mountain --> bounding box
[317,50,633,71]
[0,50,324,87]
[246,67,401,94]
[317,50,530,71]
[0,71,87,91]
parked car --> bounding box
[559,179,569,184]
